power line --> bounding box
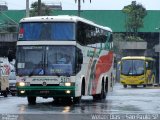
[0,11,18,25]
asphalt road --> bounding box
[0,83,160,120]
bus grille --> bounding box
[30,84,59,86]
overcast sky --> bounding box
[2,0,160,10]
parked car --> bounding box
[0,57,10,97]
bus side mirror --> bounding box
[8,49,14,62]
[108,34,113,42]
[146,62,148,68]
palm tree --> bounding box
[30,1,51,16]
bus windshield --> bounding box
[16,46,75,76]
[18,22,75,41]
[121,59,145,76]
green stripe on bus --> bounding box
[17,86,75,90]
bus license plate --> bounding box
[39,91,50,94]
[10,88,17,90]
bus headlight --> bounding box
[60,82,74,86]
[65,90,71,94]
[20,91,25,94]
[17,82,30,86]
[65,82,71,86]
[19,82,25,87]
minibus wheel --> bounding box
[123,85,127,88]
[27,96,36,105]
[143,84,146,88]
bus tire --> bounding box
[93,80,106,100]
[82,79,85,96]
[102,80,106,99]
[3,91,8,97]
[93,95,98,101]
[27,96,36,105]
[11,93,16,96]
[73,96,81,104]
[53,97,59,104]
[143,84,146,88]
[105,77,108,93]
[123,85,127,88]
[73,80,84,104]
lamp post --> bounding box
[75,0,92,17]
[155,27,160,85]
[38,0,41,16]
[78,0,81,17]
[26,0,29,17]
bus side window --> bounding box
[76,48,83,73]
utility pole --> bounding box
[155,27,160,85]
[75,0,92,17]
[38,0,41,16]
[78,0,81,17]
[26,0,29,17]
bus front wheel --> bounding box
[73,96,81,103]
[123,85,127,88]
[27,96,36,105]
[73,81,84,103]
[2,91,8,97]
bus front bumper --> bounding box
[120,79,145,85]
[17,86,75,97]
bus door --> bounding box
[145,61,155,84]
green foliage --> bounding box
[6,20,17,32]
[125,36,144,41]
[122,1,147,35]
[112,33,144,57]
[30,2,51,16]
[112,33,125,55]
[0,20,18,33]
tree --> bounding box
[30,2,51,16]
[0,20,18,33]
[5,20,18,32]
[113,33,125,55]
[122,1,147,38]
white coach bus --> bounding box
[16,15,114,104]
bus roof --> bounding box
[19,15,112,32]
[121,56,155,61]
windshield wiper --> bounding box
[64,72,71,77]
[28,53,44,77]
[55,72,61,77]
[52,72,70,77]
[133,63,137,75]
[29,69,34,77]
[127,67,132,75]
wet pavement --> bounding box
[0,83,160,119]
